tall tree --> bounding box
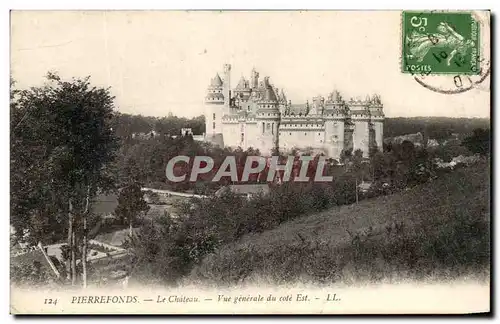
[11,73,118,286]
[115,182,150,237]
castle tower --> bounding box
[250,68,259,89]
[278,89,288,115]
[223,64,231,114]
[324,90,347,159]
[350,97,370,157]
[255,76,280,155]
[204,73,225,147]
[311,96,325,115]
[369,94,384,152]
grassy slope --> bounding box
[189,160,490,286]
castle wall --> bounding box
[216,113,380,159]
[245,122,260,151]
[324,118,345,159]
[221,121,239,148]
[373,119,384,151]
[279,121,326,153]
[353,118,370,157]
[250,120,278,155]
[205,102,224,142]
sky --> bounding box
[10,10,490,118]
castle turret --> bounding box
[250,68,259,89]
[369,94,384,153]
[349,96,372,157]
[256,76,280,155]
[204,73,225,147]
[311,96,325,116]
[278,89,288,115]
[324,90,347,159]
[234,76,252,109]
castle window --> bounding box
[318,133,321,135]
[212,122,216,130]
[305,133,307,136]
[241,133,244,143]
[272,123,274,135]
[213,113,216,120]
[289,133,292,135]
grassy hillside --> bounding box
[188,160,490,286]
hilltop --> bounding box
[188,160,490,286]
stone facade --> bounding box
[205,64,384,159]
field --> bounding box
[188,160,490,286]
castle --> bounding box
[204,64,384,160]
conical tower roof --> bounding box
[263,87,278,102]
[210,73,223,88]
[236,76,248,89]
[259,77,278,102]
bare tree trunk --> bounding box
[71,227,77,285]
[67,198,74,285]
[82,214,87,288]
[82,184,91,288]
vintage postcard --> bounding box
[10,10,491,315]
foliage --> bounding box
[462,128,490,156]
[11,73,119,243]
[11,73,119,288]
[111,113,205,140]
[10,263,54,286]
[428,139,471,162]
[115,182,150,227]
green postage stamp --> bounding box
[402,11,480,75]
